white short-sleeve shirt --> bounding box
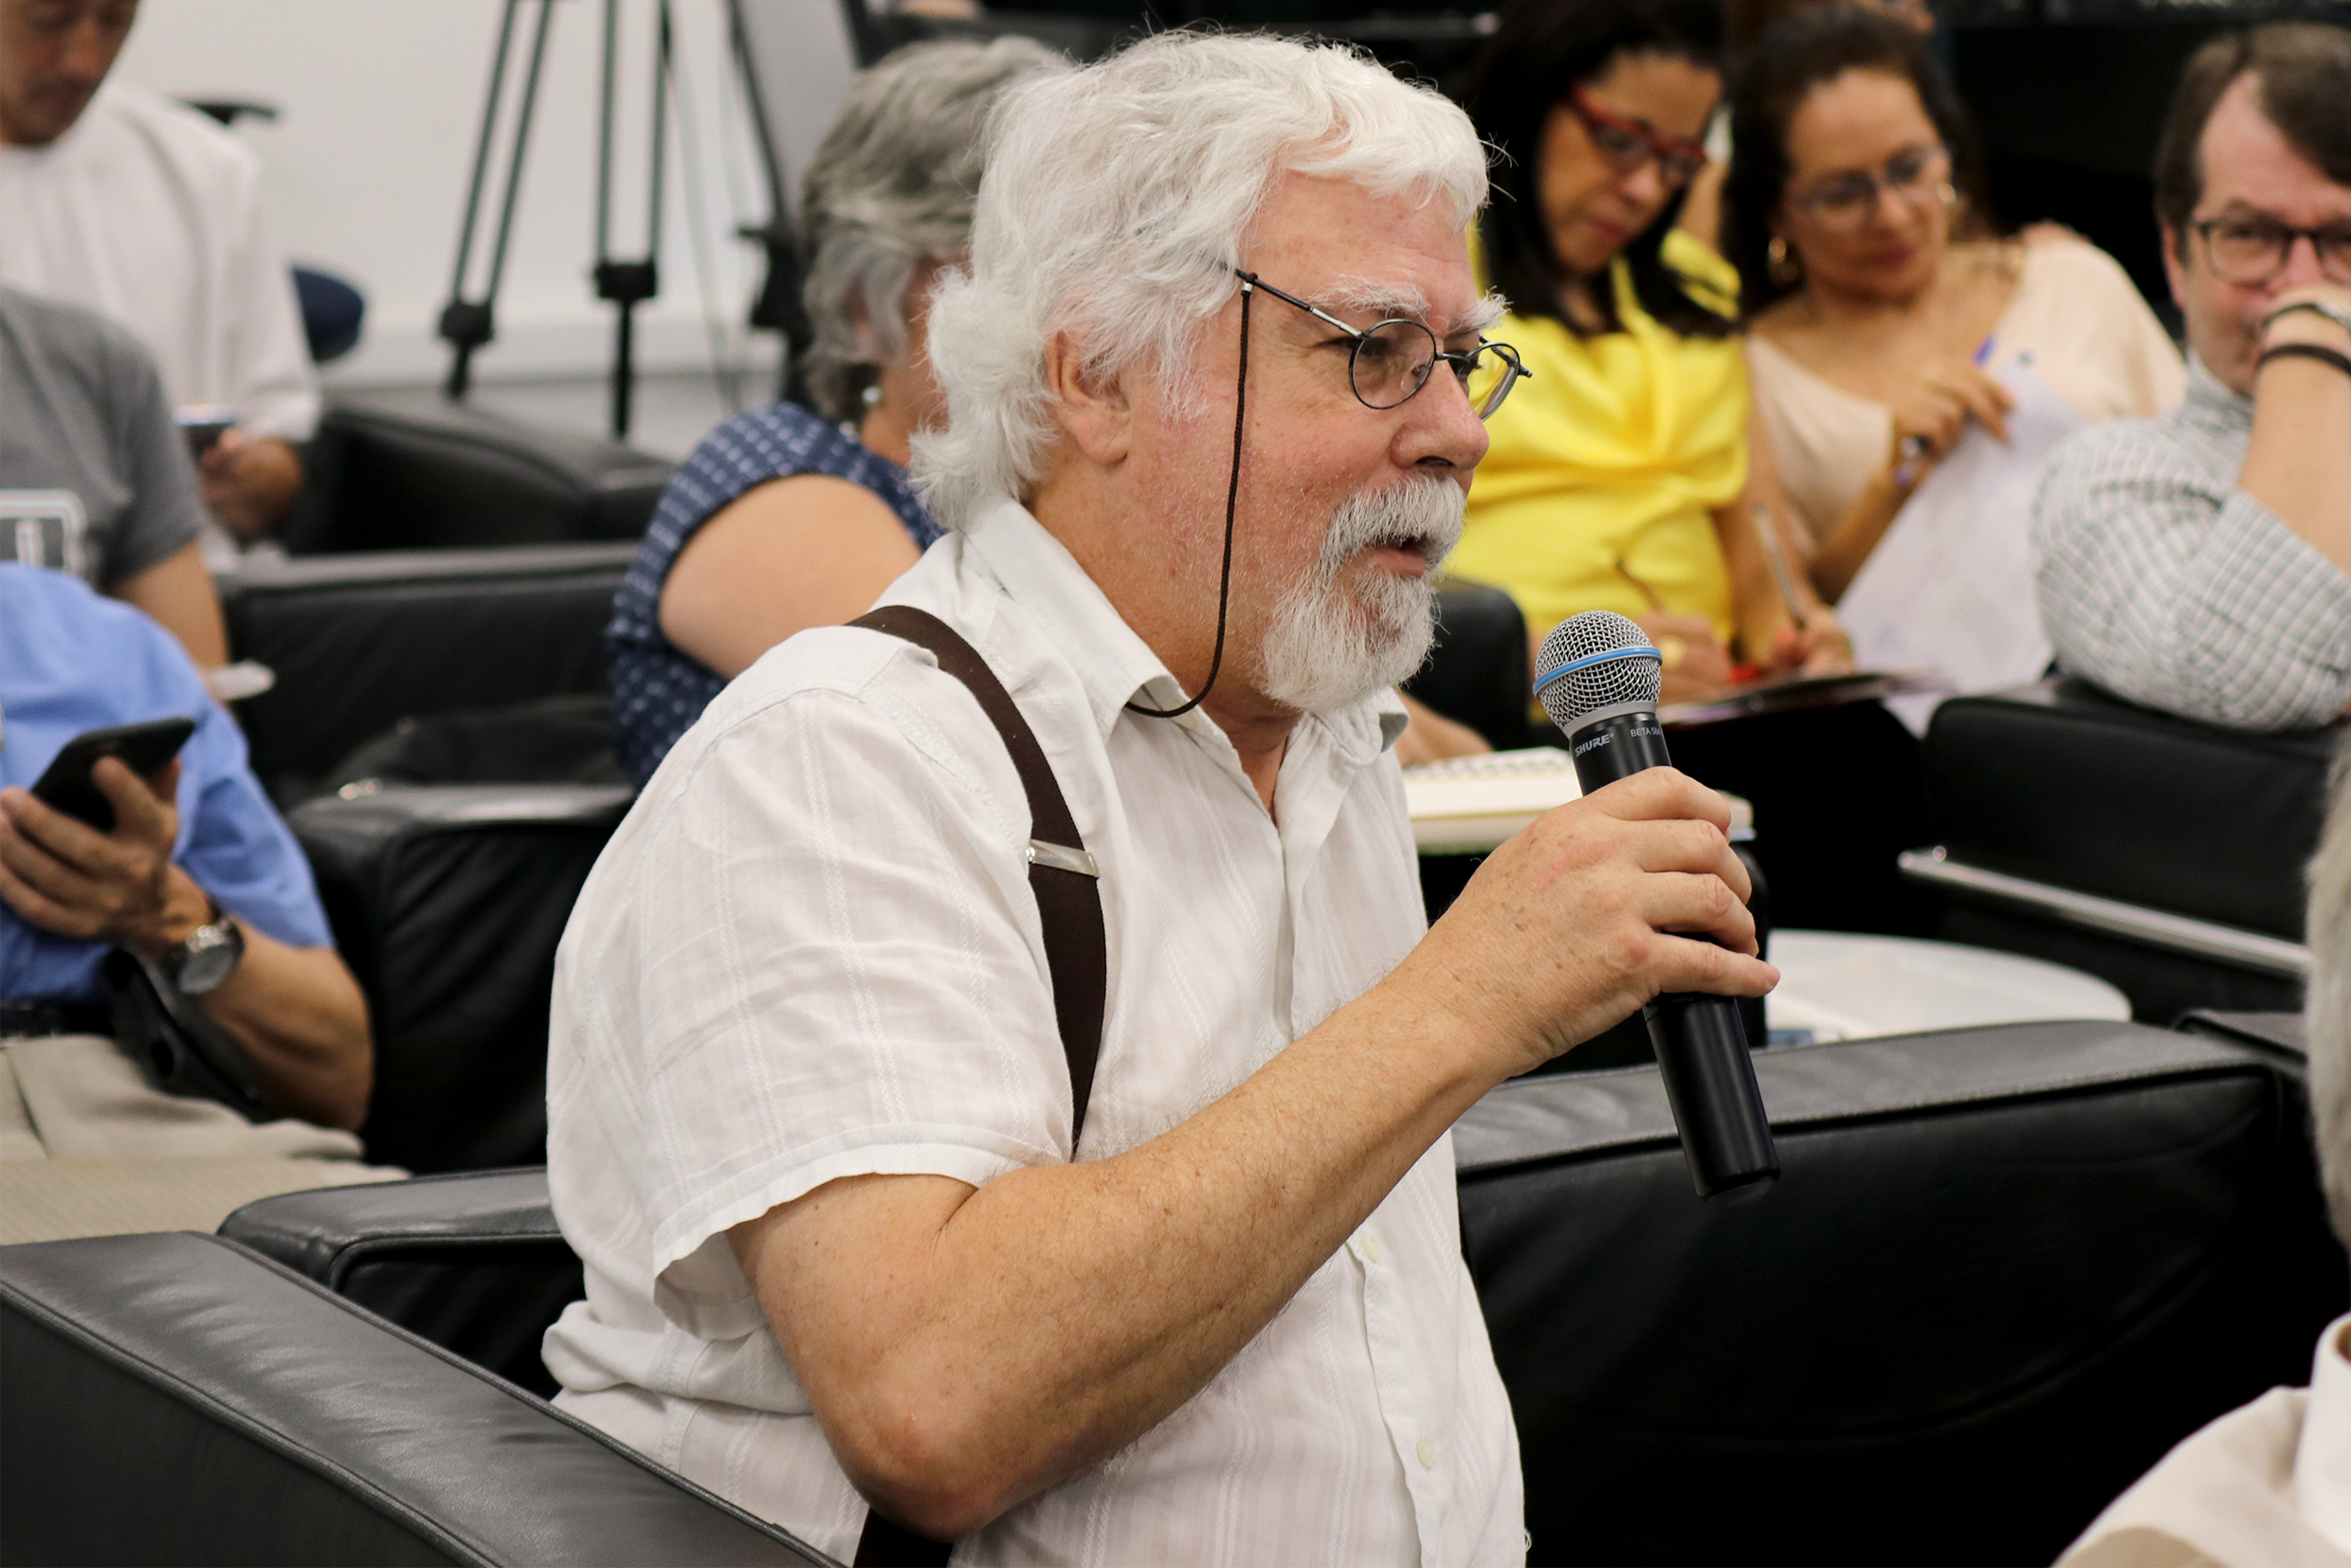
[543,495,1524,1566]
[0,83,319,443]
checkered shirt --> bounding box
[2033,357,2351,731]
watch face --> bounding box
[176,922,243,994]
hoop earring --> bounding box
[1767,235,1802,286]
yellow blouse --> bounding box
[1451,229,1748,646]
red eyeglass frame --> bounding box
[1563,85,1710,182]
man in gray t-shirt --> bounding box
[0,283,225,664]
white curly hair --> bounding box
[912,29,1489,531]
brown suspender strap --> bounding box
[847,605,1108,1568]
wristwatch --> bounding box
[168,901,246,995]
[2265,299,2351,342]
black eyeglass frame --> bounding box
[1230,267,1530,421]
[2188,213,2351,287]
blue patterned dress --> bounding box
[607,402,942,785]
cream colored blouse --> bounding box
[1747,237,2187,550]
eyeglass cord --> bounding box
[1127,273,1251,720]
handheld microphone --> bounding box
[1534,611,1778,1203]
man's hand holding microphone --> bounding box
[1388,611,1781,1200]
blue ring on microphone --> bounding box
[1531,644,1665,698]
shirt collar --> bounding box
[957,493,1407,760]
[2294,1311,2351,1554]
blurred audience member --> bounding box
[606,38,1053,787]
[0,564,378,1235]
[2060,737,2351,1566]
[0,0,318,541]
[1732,7,2182,603]
[0,283,226,665]
[1667,0,1931,254]
[1729,0,1931,59]
[1453,0,1848,702]
[2036,24,2351,733]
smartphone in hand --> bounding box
[29,718,197,832]
[176,407,237,462]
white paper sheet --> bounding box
[1834,362,2085,734]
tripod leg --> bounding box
[440,0,556,402]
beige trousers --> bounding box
[0,1032,403,1244]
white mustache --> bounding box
[1315,475,1466,582]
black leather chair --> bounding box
[1461,1017,2343,1566]
[0,1231,832,1566]
[1912,677,2334,1019]
[218,543,637,800]
[285,395,673,556]
[1404,584,1531,751]
[290,785,634,1174]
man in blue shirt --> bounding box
[0,564,372,1212]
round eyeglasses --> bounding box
[1788,142,1954,234]
[1234,269,1529,421]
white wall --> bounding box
[113,0,859,389]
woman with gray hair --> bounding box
[606,35,1063,786]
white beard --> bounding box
[1257,474,1466,715]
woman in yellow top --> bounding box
[1454,0,1848,699]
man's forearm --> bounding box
[736,975,1499,1540]
[2242,354,2351,576]
[735,773,1770,1539]
[194,928,372,1131]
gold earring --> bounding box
[1767,235,1802,285]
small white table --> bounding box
[1765,929,2131,1044]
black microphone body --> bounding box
[1541,623,1779,1204]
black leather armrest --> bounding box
[1925,677,2336,939]
[223,1170,577,1396]
[2178,1009,2308,1060]
[290,786,633,1174]
[1403,584,1531,750]
[0,1231,831,1565]
[219,543,637,793]
[288,395,673,556]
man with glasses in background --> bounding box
[541,30,1774,1567]
[2035,23,2351,732]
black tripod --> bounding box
[438,0,808,440]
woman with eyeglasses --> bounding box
[1453,0,1850,703]
[1730,7,2183,601]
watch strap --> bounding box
[2265,299,2351,341]
[2257,341,2351,382]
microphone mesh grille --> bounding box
[1535,611,1664,730]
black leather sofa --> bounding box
[0,1231,832,1565]
[283,394,674,556]
[217,542,636,800]
[1910,677,2334,1020]
[219,1017,2342,1567]
[289,785,634,1175]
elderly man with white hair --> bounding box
[542,30,1774,1567]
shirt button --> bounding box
[1416,1436,1438,1469]
[1358,1232,1383,1265]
